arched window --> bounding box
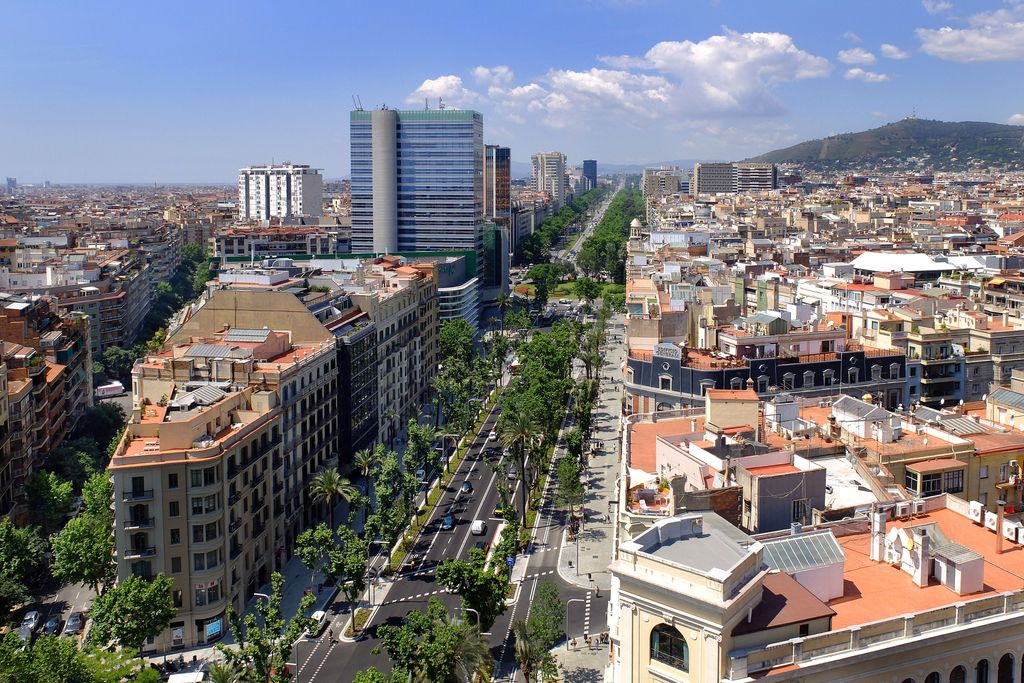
[950,666,966,683]
[998,654,1013,683]
[650,624,688,671]
[823,368,835,385]
[848,367,860,383]
[890,362,901,379]
[871,364,882,380]
[977,658,989,683]
[730,377,743,390]
[783,373,795,390]
[803,370,815,387]
[902,678,917,683]
[925,673,941,683]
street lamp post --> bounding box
[565,598,586,650]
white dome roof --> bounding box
[630,218,643,228]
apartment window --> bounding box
[890,363,901,379]
[980,492,988,506]
[848,367,859,384]
[170,528,180,545]
[980,465,989,479]
[730,377,743,390]
[172,590,183,609]
[1000,463,1009,482]
[168,473,179,489]
[792,498,810,524]
[973,383,981,394]
[650,624,688,671]
[782,373,794,390]
[171,556,181,573]
[921,473,943,497]
[974,367,981,377]
[823,369,835,385]
[169,501,179,517]
[905,470,920,494]
[191,494,218,516]
[871,365,882,381]
[910,386,917,396]
[910,367,917,377]
[658,375,671,391]
[757,376,769,393]
[798,623,810,637]
[803,371,815,387]
[944,469,964,494]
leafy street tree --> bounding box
[309,467,357,532]
[26,471,73,533]
[50,515,115,596]
[219,572,315,683]
[328,527,369,623]
[434,549,508,631]
[528,580,565,650]
[503,307,531,334]
[88,574,175,652]
[439,318,476,368]
[573,277,602,305]
[80,472,113,526]
[364,448,418,548]
[406,419,439,479]
[0,519,46,619]
[563,428,584,463]
[374,597,493,683]
[555,456,585,510]
[295,523,334,590]
[100,346,138,384]
[352,668,393,683]
[0,632,137,683]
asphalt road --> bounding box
[296,402,522,681]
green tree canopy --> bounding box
[439,318,476,367]
[26,471,73,533]
[295,522,334,589]
[50,515,115,597]
[88,574,175,652]
[434,549,508,631]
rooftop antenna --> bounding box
[438,97,445,110]
[424,97,430,110]
[351,95,363,111]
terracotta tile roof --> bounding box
[732,573,835,636]
[906,458,966,473]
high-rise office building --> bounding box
[5,178,15,193]
[531,151,567,204]
[690,162,779,194]
[582,159,597,191]
[237,164,324,221]
[484,145,511,230]
[734,162,779,192]
[350,108,484,260]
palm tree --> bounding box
[512,619,542,683]
[449,621,493,683]
[500,410,536,527]
[496,292,511,333]
[353,448,379,495]
[206,662,241,683]
[309,467,357,532]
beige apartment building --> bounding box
[609,498,1024,683]
[110,323,336,652]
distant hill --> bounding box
[748,118,1024,169]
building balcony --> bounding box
[252,520,266,537]
[229,519,241,533]
[228,491,241,505]
[252,496,266,513]
[123,489,154,502]
[123,546,157,560]
[252,471,265,487]
[123,517,154,530]
[920,375,959,384]
[230,545,243,561]
[918,356,959,366]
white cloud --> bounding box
[408,30,830,129]
[918,4,1024,61]
[406,75,480,106]
[838,47,876,64]
[471,65,514,87]
[844,68,890,82]
[1009,114,1024,124]
[880,44,911,59]
[843,31,862,43]
[922,0,953,14]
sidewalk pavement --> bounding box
[556,314,625,594]
[552,637,610,683]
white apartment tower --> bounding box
[238,163,324,221]
[531,152,568,204]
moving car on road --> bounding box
[471,520,488,536]
[460,481,472,493]
[306,610,328,636]
[487,429,498,441]
[441,514,455,530]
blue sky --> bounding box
[4,0,1024,182]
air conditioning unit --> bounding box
[896,502,911,517]
[912,500,926,515]
[1003,519,1022,543]
[969,500,984,523]
[985,510,999,532]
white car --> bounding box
[487,429,498,442]
[306,610,328,637]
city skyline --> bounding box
[5,0,1024,182]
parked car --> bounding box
[441,514,455,531]
[63,612,85,637]
[21,611,40,634]
[41,616,61,636]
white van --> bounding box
[470,520,487,536]
[306,610,328,636]
[95,381,125,399]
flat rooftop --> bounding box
[829,505,1024,629]
[817,455,879,510]
[628,416,706,473]
[627,513,757,576]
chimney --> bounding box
[997,500,1006,555]
[869,503,887,562]
[790,522,802,535]
[912,528,930,588]
[1004,310,1010,327]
